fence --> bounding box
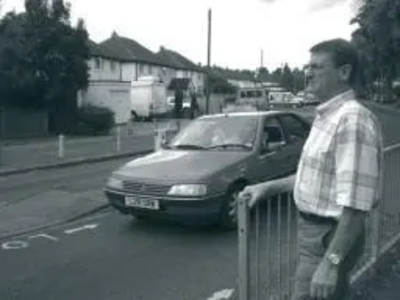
[0,119,186,173]
[0,107,49,139]
[237,143,400,300]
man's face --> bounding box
[304,52,348,100]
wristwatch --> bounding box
[327,253,341,266]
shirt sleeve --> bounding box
[334,111,382,211]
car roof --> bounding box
[199,110,298,119]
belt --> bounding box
[298,210,338,224]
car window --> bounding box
[246,90,255,98]
[170,116,259,150]
[262,117,285,144]
[255,90,262,97]
[278,114,309,140]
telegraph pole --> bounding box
[206,8,212,114]
[260,49,264,69]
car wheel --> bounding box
[219,183,246,230]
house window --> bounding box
[138,64,144,75]
[149,65,153,74]
[94,58,101,69]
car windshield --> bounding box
[169,115,259,150]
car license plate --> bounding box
[125,196,159,210]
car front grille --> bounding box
[122,181,171,196]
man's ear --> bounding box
[339,64,352,82]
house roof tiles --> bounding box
[98,32,172,67]
[156,47,204,73]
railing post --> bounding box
[58,134,65,159]
[154,128,166,151]
[238,196,250,300]
[116,125,121,152]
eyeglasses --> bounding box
[303,63,326,72]
[303,63,348,73]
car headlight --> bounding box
[167,184,207,196]
[106,177,123,190]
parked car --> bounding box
[104,111,311,229]
[303,93,320,105]
[289,96,305,108]
[236,87,270,110]
[167,96,192,118]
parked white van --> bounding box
[236,87,269,110]
[131,76,169,121]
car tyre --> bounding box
[219,183,246,230]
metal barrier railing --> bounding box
[238,143,400,300]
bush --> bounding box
[70,105,115,135]
[392,85,400,98]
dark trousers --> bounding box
[291,213,366,300]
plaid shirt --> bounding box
[294,90,383,219]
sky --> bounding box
[0,0,361,71]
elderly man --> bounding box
[239,38,383,300]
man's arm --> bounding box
[323,111,382,263]
[248,174,296,207]
[323,207,366,263]
[310,206,367,299]
[269,174,296,194]
[310,111,382,298]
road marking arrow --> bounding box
[64,223,99,235]
[207,289,235,300]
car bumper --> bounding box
[104,189,226,224]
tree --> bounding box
[0,0,89,131]
[280,63,294,92]
[256,67,270,82]
[351,0,400,102]
[292,67,306,94]
[270,67,282,83]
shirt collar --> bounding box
[316,89,355,118]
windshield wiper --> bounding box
[207,143,252,150]
[171,144,206,150]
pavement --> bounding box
[0,120,187,177]
[0,119,189,240]
[1,107,400,299]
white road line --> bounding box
[206,289,235,300]
[64,224,99,235]
[28,234,59,241]
[2,240,29,250]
